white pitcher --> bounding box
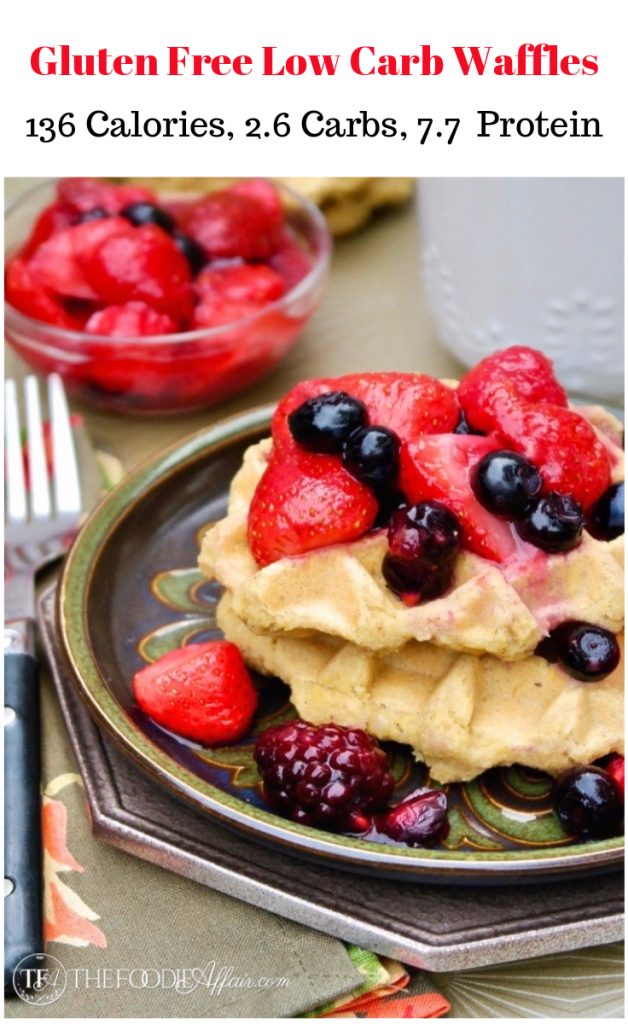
[418,178,624,403]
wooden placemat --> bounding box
[37,584,623,975]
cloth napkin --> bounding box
[5,656,449,1018]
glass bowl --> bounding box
[5,179,332,415]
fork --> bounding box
[4,374,82,992]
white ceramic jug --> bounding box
[418,178,624,403]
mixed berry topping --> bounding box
[551,765,623,839]
[539,621,621,681]
[249,347,621,684]
[516,492,584,553]
[254,720,395,831]
[288,390,367,453]
[341,425,400,488]
[471,450,542,519]
[587,481,625,542]
[383,501,461,603]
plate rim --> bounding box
[58,405,625,881]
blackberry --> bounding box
[254,720,394,831]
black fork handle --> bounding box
[4,645,43,994]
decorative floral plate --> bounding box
[58,406,624,883]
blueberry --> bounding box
[173,231,207,275]
[77,207,109,223]
[342,426,400,487]
[549,621,620,681]
[453,411,485,436]
[388,501,461,565]
[551,765,623,839]
[121,201,175,232]
[382,552,454,601]
[471,450,542,518]
[288,391,368,454]
[516,492,584,553]
[588,481,624,542]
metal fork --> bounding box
[4,374,82,993]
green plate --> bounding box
[58,406,624,883]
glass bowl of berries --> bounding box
[4,178,331,415]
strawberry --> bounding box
[457,345,569,427]
[85,301,177,337]
[460,379,611,509]
[5,257,75,327]
[272,373,459,451]
[195,263,285,305]
[82,223,194,322]
[28,217,134,300]
[398,433,518,562]
[57,177,157,215]
[179,180,284,262]
[603,754,625,799]
[133,640,258,746]
[268,228,314,289]
[248,447,379,566]
[19,202,77,260]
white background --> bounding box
[1,0,626,177]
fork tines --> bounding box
[4,375,82,533]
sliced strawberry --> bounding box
[82,224,194,322]
[195,263,285,305]
[28,217,134,300]
[398,433,518,562]
[57,177,157,215]
[133,640,258,745]
[248,447,378,566]
[271,373,459,451]
[340,373,460,440]
[19,202,77,260]
[85,301,176,337]
[192,297,260,329]
[458,345,569,427]
[179,179,284,262]
[268,228,313,289]
[5,257,75,327]
[460,379,611,509]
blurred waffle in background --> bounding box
[111,177,414,235]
